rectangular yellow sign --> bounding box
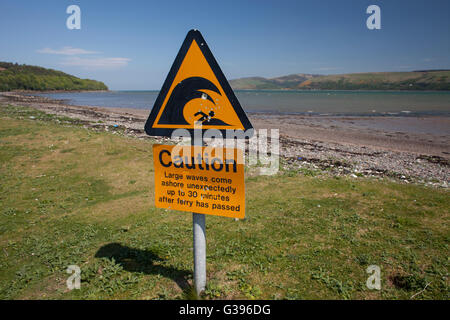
[153,144,245,219]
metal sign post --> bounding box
[192,134,206,295]
[193,212,206,294]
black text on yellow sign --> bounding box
[153,144,245,219]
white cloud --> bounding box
[60,56,131,69]
[37,46,99,55]
[37,46,130,69]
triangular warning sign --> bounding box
[145,29,253,137]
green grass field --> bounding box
[0,105,448,300]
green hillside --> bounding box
[229,77,280,90]
[230,73,320,90]
[0,62,108,91]
[230,71,450,91]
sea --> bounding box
[35,90,450,117]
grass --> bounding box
[0,104,448,300]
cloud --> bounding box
[37,46,99,55]
[37,46,130,69]
[59,56,131,69]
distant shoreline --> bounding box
[22,89,450,118]
[11,88,450,93]
[2,89,110,94]
[232,88,450,93]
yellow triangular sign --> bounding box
[145,30,253,137]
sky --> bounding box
[1,0,449,90]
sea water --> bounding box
[37,90,450,117]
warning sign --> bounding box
[153,144,245,219]
[145,29,253,137]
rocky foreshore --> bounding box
[1,92,448,187]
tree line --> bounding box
[0,62,108,91]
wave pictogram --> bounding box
[158,77,230,126]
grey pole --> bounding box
[192,129,206,296]
[193,212,206,295]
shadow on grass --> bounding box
[95,243,191,292]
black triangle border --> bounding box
[144,29,254,138]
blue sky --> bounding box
[1,0,449,90]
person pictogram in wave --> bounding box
[194,110,230,126]
[194,110,214,123]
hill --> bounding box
[230,73,320,90]
[0,62,108,91]
[230,70,450,90]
